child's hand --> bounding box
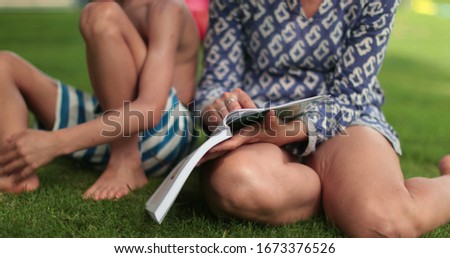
[0,129,61,180]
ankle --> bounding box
[108,153,142,170]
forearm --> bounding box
[55,99,162,156]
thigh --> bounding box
[80,2,147,107]
[306,126,410,234]
[201,142,321,224]
[9,53,58,130]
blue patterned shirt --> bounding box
[196,0,401,156]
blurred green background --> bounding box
[0,1,449,237]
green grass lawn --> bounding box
[0,8,449,238]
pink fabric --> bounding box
[185,0,209,41]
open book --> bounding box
[145,95,329,223]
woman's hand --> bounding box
[198,110,308,165]
[0,129,62,181]
[201,88,257,132]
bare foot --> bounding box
[83,161,148,201]
[439,154,450,176]
[0,174,40,193]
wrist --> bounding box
[53,129,73,156]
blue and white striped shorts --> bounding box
[43,82,194,177]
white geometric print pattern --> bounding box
[197,0,402,156]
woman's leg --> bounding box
[0,51,58,192]
[200,143,321,225]
[307,126,450,237]
[79,2,148,200]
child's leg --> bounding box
[0,51,58,192]
[79,2,147,200]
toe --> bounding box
[0,175,16,191]
[94,189,104,201]
[106,188,120,200]
[83,185,97,199]
[439,155,450,175]
[1,174,40,193]
[98,188,112,201]
[114,187,130,199]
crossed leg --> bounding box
[200,142,322,225]
[0,51,57,192]
[307,126,450,237]
[79,2,148,200]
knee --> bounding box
[202,157,264,214]
[79,2,122,39]
[0,51,19,76]
[343,198,422,237]
[201,153,317,224]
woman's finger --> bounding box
[212,98,229,118]
[264,110,278,137]
[222,92,241,112]
[234,88,257,109]
[202,106,223,132]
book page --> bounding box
[146,127,232,223]
[224,95,328,133]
